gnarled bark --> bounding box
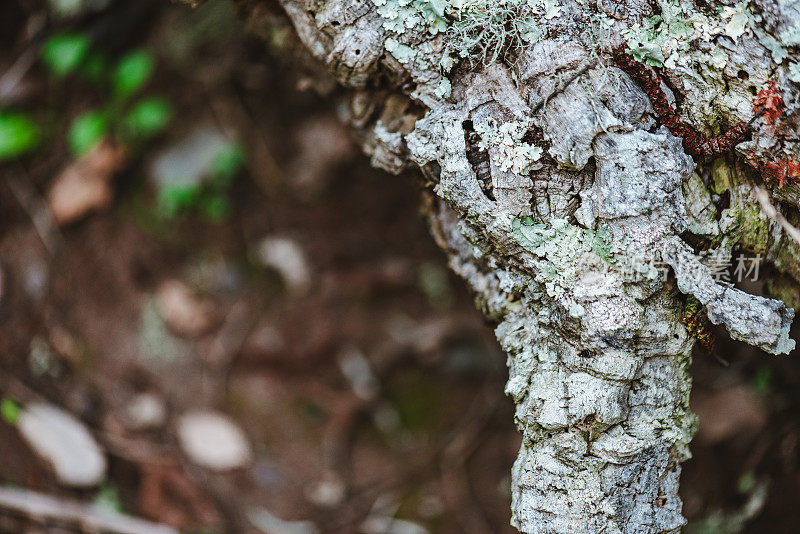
[242,1,800,531]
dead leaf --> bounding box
[47,142,127,225]
[176,411,252,471]
[155,280,215,338]
[139,463,221,530]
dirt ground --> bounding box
[1,1,799,533]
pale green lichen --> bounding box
[434,77,452,98]
[789,62,800,83]
[384,37,418,64]
[511,217,623,317]
[538,0,561,20]
[621,1,756,69]
[372,0,550,67]
[621,1,706,67]
[443,1,543,65]
[613,0,799,136]
[474,118,542,174]
[779,22,800,47]
[721,2,750,42]
[372,0,448,35]
[755,27,789,64]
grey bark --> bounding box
[255,1,800,532]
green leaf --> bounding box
[1,397,21,426]
[0,112,40,160]
[112,50,154,98]
[209,143,246,188]
[41,33,91,77]
[68,111,108,157]
[199,194,231,222]
[157,184,201,218]
[123,97,172,140]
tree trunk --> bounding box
[241,1,800,531]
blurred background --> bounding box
[0,1,799,533]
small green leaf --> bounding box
[157,184,201,218]
[68,111,108,157]
[41,33,91,77]
[112,50,154,98]
[209,143,246,188]
[1,397,21,426]
[123,97,172,140]
[199,194,231,222]
[0,112,40,160]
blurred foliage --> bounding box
[93,484,124,513]
[0,397,21,426]
[112,50,154,98]
[121,97,173,141]
[157,142,244,222]
[209,143,246,188]
[40,32,173,157]
[2,5,245,227]
[0,112,40,160]
[157,184,203,219]
[41,33,91,77]
[752,366,772,397]
[68,110,109,156]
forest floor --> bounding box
[0,1,799,533]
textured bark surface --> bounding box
[246,1,800,531]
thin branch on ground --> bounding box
[0,487,178,534]
[4,172,62,256]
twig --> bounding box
[99,430,178,467]
[4,172,62,256]
[751,185,800,246]
[0,487,178,534]
[0,13,46,105]
[0,45,38,104]
[203,82,284,197]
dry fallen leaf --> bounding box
[47,142,126,225]
[177,410,252,471]
[155,280,215,338]
[138,463,221,529]
[17,403,107,487]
